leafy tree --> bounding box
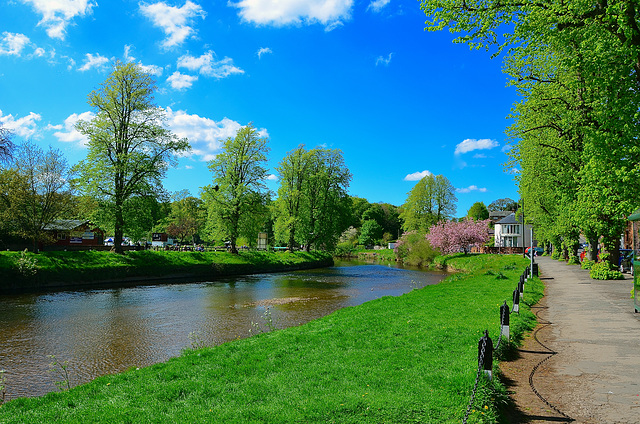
[203,124,269,253]
[7,141,74,252]
[467,201,489,220]
[348,196,372,228]
[487,198,517,212]
[426,218,491,254]
[358,219,383,246]
[162,192,206,244]
[75,62,190,253]
[400,174,457,232]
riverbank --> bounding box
[0,250,333,293]
[0,254,543,423]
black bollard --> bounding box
[478,330,494,379]
[518,279,524,299]
[500,301,510,341]
[513,288,520,313]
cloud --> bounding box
[177,51,244,79]
[367,0,390,12]
[456,185,488,193]
[0,32,31,56]
[49,111,95,147]
[266,174,278,181]
[404,170,432,181]
[167,71,198,90]
[509,167,520,174]
[232,0,353,29]
[0,110,41,138]
[21,0,95,39]
[123,45,164,76]
[473,153,487,159]
[139,1,206,49]
[454,138,499,155]
[78,53,110,71]
[375,53,393,66]
[257,47,272,59]
[165,108,270,161]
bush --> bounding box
[403,238,438,267]
[567,256,580,265]
[590,261,625,280]
[581,259,595,270]
[333,242,354,257]
[551,250,560,260]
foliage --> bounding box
[399,174,457,233]
[467,201,489,221]
[0,255,539,424]
[393,231,438,267]
[581,259,595,270]
[0,124,14,165]
[162,192,206,244]
[426,218,491,254]
[74,62,190,254]
[15,248,38,277]
[203,124,270,253]
[589,261,625,280]
[47,355,71,391]
[487,198,517,212]
[358,219,383,246]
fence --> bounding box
[462,264,535,424]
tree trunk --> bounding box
[588,236,599,261]
[288,222,296,251]
[114,197,124,254]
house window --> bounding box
[504,236,519,247]
[57,232,66,240]
[503,224,520,235]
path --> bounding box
[501,256,640,423]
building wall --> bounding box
[494,223,534,248]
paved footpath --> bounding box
[532,256,640,423]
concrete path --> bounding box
[533,256,640,423]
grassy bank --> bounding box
[0,254,542,423]
[0,250,333,292]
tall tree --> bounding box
[8,141,74,252]
[74,62,190,253]
[400,174,457,232]
[0,125,14,165]
[203,124,270,253]
[467,201,489,220]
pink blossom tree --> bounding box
[426,218,491,254]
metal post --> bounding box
[512,288,520,314]
[478,330,493,380]
[530,227,534,278]
[500,301,510,341]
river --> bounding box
[0,260,447,399]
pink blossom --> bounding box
[426,218,491,254]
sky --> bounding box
[0,0,521,217]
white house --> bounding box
[494,213,534,248]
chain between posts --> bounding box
[461,266,529,424]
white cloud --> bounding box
[124,44,135,62]
[367,0,390,12]
[266,174,278,181]
[167,71,198,90]
[404,170,432,181]
[0,32,31,56]
[456,185,487,193]
[454,138,499,155]
[257,47,272,59]
[22,0,95,39]
[232,0,353,28]
[509,167,520,174]
[78,53,110,71]
[0,110,41,138]
[164,108,264,161]
[375,53,393,66]
[49,111,95,147]
[123,45,164,76]
[139,1,206,49]
[177,51,244,79]
[33,47,46,57]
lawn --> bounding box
[0,254,542,423]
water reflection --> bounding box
[0,262,447,399]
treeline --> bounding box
[421,0,640,267]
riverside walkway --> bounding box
[507,255,640,423]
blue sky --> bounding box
[0,0,520,217]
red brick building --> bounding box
[43,220,105,247]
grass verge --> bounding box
[0,250,333,292]
[0,254,543,423]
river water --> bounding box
[0,260,447,399]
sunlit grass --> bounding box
[0,254,542,423]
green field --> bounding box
[0,250,333,291]
[0,254,542,423]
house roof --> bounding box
[43,219,90,231]
[496,213,523,225]
[489,210,513,220]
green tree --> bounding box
[75,62,190,253]
[400,174,457,232]
[467,201,489,221]
[358,219,383,246]
[487,198,517,212]
[203,124,270,253]
[0,125,14,165]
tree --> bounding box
[161,191,206,244]
[0,125,14,165]
[203,124,270,253]
[75,62,190,253]
[426,218,491,254]
[8,141,74,252]
[359,219,383,246]
[487,198,517,212]
[400,174,457,232]
[467,201,489,220]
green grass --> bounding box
[0,250,333,291]
[0,254,543,423]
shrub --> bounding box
[581,259,595,270]
[567,256,580,265]
[590,261,625,280]
[551,250,560,260]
